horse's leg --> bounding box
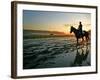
[87,35,90,41]
[81,37,84,45]
[86,35,89,41]
[82,37,84,42]
[86,36,88,42]
[77,38,78,46]
[85,36,88,45]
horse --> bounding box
[70,26,89,45]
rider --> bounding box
[78,21,83,35]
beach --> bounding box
[23,36,91,69]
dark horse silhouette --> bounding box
[70,26,89,44]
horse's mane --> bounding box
[71,26,89,34]
[71,26,77,30]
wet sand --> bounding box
[23,37,91,69]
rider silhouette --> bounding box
[78,21,83,35]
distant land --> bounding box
[23,29,74,39]
[23,29,74,35]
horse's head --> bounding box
[70,26,74,33]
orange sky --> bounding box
[23,10,91,35]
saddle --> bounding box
[78,30,84,35]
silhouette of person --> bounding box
[78,21,83,35]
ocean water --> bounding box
[23,37,91,69]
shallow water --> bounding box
[23,37,91,69]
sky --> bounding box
[23,10,91,34]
